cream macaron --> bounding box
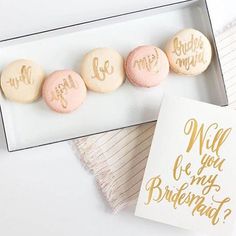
[0,59,45,103]
[165,28,212,76]
[80,48,125,93]
[125,45,169,87]
[42,70,87,113]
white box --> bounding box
[0,0,228,151]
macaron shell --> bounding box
[0,59,45,103]
[42,70,87,113]
[125,46,169,87]
[80,48,125,93]
[165,28,212,76]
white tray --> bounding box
[0,0,228,151]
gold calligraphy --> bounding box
[172,34,207,71]
[7,65,33,89]
[91,57,114,81]
[145,118,233,226]
[50,75,79,109]
[184,119,231,157]
[133,48,159,73]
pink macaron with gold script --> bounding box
[125,45,169,87]
[42,70,87,113]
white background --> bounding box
[0,0,235,236]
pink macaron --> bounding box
[42,70,87,113]
[125,45,169,87]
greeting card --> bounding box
[135,96,236,235]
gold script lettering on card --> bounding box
[50,75,79,108]
[145,176,230,225]
[144,118,232,226]
[91,57,114,81]
[7,65,33,89]
[172,34,207,70]
[133,48,159,73]
[184,118,231,158]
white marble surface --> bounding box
[0,0,235,235]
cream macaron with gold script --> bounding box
[80,48,125,93]
[42,70,87,113]
[165,28,212,76]
[0,59,45,103]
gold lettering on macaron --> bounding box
[133,48,159,73]
[176,52,206,71]
[172,35,204,56]
[50,75,79,109]
[7,65,33,89]
[172,35,207,71]
[91,57,114,81]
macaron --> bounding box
[165,28,212,76]
[125,45,169,87]
[0,59,45,103]
[42,70,87,113]
[80,48,125,93]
